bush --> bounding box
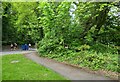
[90,42,118,54]
[38,40,119,72]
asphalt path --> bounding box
[1,48,37,55]
[24,52,115,80]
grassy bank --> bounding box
[2,54,67,80]
[0,56,2,81]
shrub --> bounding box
[38,41,119,72]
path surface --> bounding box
[1,50,117,81]
[1,48,37,55]
[24,52,114,80]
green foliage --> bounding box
[2,2,119,73]
[90,42,118,54]
[37,2,119,73]
[2,2,42,44]
[75,44,90,51]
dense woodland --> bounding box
[2,2,120,72]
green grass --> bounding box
[0,56,2,81]
[2,54,67,80]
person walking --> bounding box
[14,43,17,50]
[10,43,14,50]
[29,43,31,50]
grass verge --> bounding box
[2,54,67,80]
[0,56,2,81]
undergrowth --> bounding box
[38,42,119,73]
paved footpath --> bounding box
[24,52,115,81]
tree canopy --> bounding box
[2,2,120,50]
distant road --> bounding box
[0,48,37,55]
